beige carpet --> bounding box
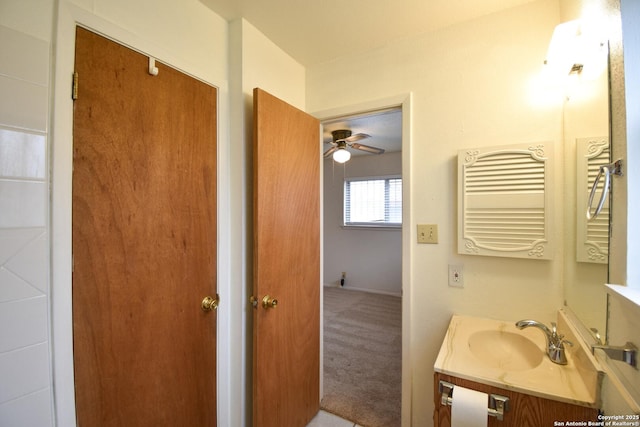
[321,287,402,427]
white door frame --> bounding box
[50,3,233,426]
[312,92,412,426]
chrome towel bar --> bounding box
[586,159,623,221]
[439,380,510,421]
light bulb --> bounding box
[333,148,351,163]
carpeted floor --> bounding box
[321,286,402,427]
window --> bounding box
[344,176,402,227]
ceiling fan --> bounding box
[323,129,385,163]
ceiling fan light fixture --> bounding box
[333,148,351,163]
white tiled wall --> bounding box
[0,17,54,427]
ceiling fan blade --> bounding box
[323,146,339,158]
[350,142,385,155]
[344,133,370,142]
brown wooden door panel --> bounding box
[253,88,321,427]
[73,27,217,426]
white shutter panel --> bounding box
[458,143,554,259]
[576,137,609,263]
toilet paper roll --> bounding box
[451,385,488,427]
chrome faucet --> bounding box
[515,320,573,365]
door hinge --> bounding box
[72,72,79,100]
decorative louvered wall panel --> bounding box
[458,143,553,259]
[576,137,609,263]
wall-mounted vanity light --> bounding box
[544,19,607,83]
[545,20,583,79]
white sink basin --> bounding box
[434,313,603,408]
[468,330,543,371]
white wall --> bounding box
[307,1,563,424]
[323,152,402,295]
[0,0,54,425]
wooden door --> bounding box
[252,88,321,426]
[72,27,217,426]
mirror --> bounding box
[563,38,610,337]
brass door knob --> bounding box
[201,295,219,312]
[262,295,278,309]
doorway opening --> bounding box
[320,106,403,427]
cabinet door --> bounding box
[433,373,598,427]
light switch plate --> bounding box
[417,224,438,244]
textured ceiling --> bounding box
[322,108,402,156]
[199,0,536,67]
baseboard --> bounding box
[323,283,401,297]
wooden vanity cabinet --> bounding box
[434,373,599,427]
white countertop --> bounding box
[434,313,603,408]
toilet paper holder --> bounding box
[439,380,510,421]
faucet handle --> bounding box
[554,331,573,347]
[550,322,561,341]
[549,323,573,347]
[552,329,573,348]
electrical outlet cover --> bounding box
[448,264,464,288]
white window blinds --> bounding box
[344,176,402,226]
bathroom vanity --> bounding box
[433,373,598,426]
[433,313,602,426]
